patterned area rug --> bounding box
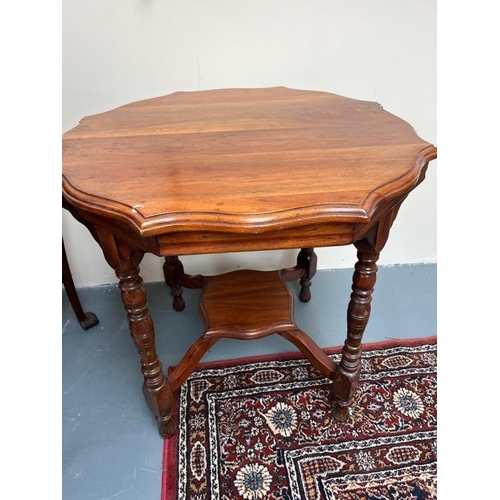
[162,337,437,500]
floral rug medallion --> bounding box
[162,337,437,500]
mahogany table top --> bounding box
[62,87,436,239]
[61,87,437,438]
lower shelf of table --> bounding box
[167,269,338,393]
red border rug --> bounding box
[162,337,437,500]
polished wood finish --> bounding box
[63,87,436,241]
[297,248,317,303]
[164,249,314,310]
[168,269,337,393]
[163,256,204,311]
[95,228,176,437]
[200,270,296,337]
[163,256,186,311]
[62,240,99,330]
[332,239,380,421]
[62,87,436,437]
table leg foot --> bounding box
[158,415,178,438]
[297,248,317,303]
[332,399,350,422]
[330,368,360,421]
[79,311,100,330]
[299,286,312,303]
[142,380,178,438]
[173,295,185,312]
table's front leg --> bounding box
[331,203,402,421]
[96,228,176,438]
[332,239,379,420]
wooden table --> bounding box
[62,87,436,438]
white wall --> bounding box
[62,0,436,288]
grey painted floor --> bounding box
[62,263,436,500]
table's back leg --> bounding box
[163,256,205,312]
[163,256,186,311]
[297,248,317,303]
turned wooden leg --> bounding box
[117,264,177,438]
[332,239,379,421]
[297,248,317,303]
[95,228,177,438]
[163,256,186,312]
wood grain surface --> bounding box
[62,87,436,237]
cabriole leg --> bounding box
[62,239,99,330]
